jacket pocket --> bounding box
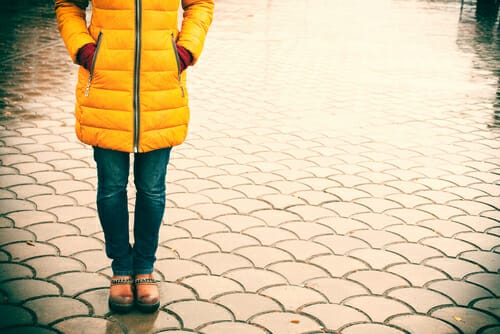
[85,31,104,97]
[170,33,185,97]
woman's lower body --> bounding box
[93,146,172,312]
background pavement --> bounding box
[0,0,499,333]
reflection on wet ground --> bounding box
[0,0,498,126]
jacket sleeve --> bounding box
[55,0,95,64]
[178,0,214,65]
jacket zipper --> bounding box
[84,31,103,97]
[133,0,142,153]
[171,33,185,98]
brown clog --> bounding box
[134,274,160,313]
[108,275,134,313]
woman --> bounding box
[55,0,214,313]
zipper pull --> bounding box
[85,76,92,97]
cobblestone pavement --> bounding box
[1,0,499,333]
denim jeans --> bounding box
[93,146,172,276]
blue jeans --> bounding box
[93,146,172,276]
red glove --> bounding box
[176,44,193,72]
[77,43,96,71]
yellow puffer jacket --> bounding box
[55,0,214,153]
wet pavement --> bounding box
[0,0,499,333]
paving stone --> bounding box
[388,314,460,334]
[300,303,370,331]
[66,217,101,235]
[388,287,455,313]
[471,298,500,318]
[341,323,408,334]
[312,235,370,255]
[279,221,335,240]
[199,188,245,203]
[192,252,252,275]
[155,259,209,281]
[459,250,500,273]
[7,211,56,228]
[384,208,436,224]
[49,235,103,256]
[28,194,75,210]
[23,296,90,325]
[181,275,243,300]
[344,295,413,323]
[310,254,370,277]
[0,227,35,246]
[251,209,302,226]
[465,273,500,296]
[322,202,370,218]
[73,288,109,316]
[49,206,96,223]
[351,230,405,249]
[158,281,198,306]
[224,268,288,292]
[110,311,181,334]
[51,272,109,296]
[0,278,60,303]
[0,199,36,214]
[0,304,34,328]
[346,270,410,295]
[326,187,370,201]
[431,306,498,334]
[204,232,260,252]
[452,216,499,232]
[305,277,370,304]
[386,242,445,263]
[424,257,485,280]
[348,248,407,270]
[386,263,449,287]
[234,245,294,268]
[1,241,59,261]
[10,185,54,199]
[267,261,330,285]
[421,237,478,257]
[0,155,36,167]
[274,240,331,261]
[480,325,500,334]
[12,162,54,175]
[48,180,93,195]
[244,226,298,246]
[214,292,283,321]
[53,317,124,334]
[198,321,268,334]
[174,220,229,238]
[30,171,72,185]
[260,285,327,311]
[24,255,84,278]
[427,280,493,306]
[166,300,233,330]
[250,311,323,334]
[163,238,220,259]
[0,262,34,282]
[455,232,499,251]
[418,219,473,237]
[351,212,406,230]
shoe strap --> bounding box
[111,277,134,285]
[135,277,157,284]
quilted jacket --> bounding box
[55,0,214,152]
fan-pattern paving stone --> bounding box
[22,296,90,325]
[110,311,181,334]
[166,300,234,330]
[300,303,370,331]
[214,292,283,321]
[180,275,244,300]
[0,304,35,328]
[1,0,499,333]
